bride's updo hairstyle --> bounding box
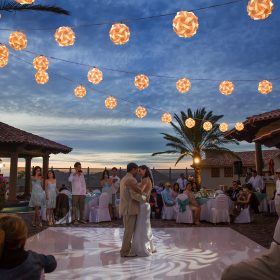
[139,165,154,186]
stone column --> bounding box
[8,152,18,202]
[42,154,50,189]
[24,156,32,196]
[255,142,263,175]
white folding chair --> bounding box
[161,193,176,220]
[176,194,193,224]
[209,194,230,224]
[89,193,111,223]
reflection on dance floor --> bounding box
[26,227,264,280]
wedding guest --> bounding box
[227,181,241,201]
[248,170,264,192]
[245,168,253,183]
[149,189,163,219]
[171,183,180,200]
[29,166,45,228]
[161,182,175,206]
[192,182,202,198]
[101,169,113,218]
[0,214,57,279]
[184,183,201,225]
[68,162,87,225]
[110,167,120,219]
[0,175,6,211]
[176,174,187,192]
[45,170,57,226]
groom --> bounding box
[119,162,144,257]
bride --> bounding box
[131,165,156,256]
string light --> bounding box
[0,44,9,68]
[109,23,130,45]
[33,55,48,71]
[185,118,195,128]
[88,67,103,85]
[235,122,244,131]
[247,0,274,20]
[134,74,149,90]
[219,122,229,132]
[74,85,87,98]
[8,31,27,50]
[161,112,172,124]
[16,0,34,4]
[176,78,191,93]
[35,71,49,84]
[203,121,212,131]
[219,80,234,95]
[105,96,117,109]
[54,26,75,47]
[173,11,199,38]
[135,106,147,118]
[258,80,272,95]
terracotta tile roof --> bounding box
[247,109,280,123]
[0,122,72,154]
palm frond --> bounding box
[152,150,177,156]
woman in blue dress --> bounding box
[45,170,57,226]
[29,166,45,227]
[100,169,113,218]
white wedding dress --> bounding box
[131,198,156,257]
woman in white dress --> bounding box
[131,165,156,257]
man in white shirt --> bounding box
[68,162,87,224]
[248,170,264,192]
[176,173,187,192]
[110,167,120,219]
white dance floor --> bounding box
[26,227,265,280]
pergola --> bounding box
[225,109,280,174]
[0,122,72,202]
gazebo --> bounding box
[0,122,72,201]
[225,109,280,174]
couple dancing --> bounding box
[119,162,156,257]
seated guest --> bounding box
[0,214,57,279]
[184,183,201,225]
[149,189,163,219]
[193,182,202,198]
[154,182,164,193]
[227,181,241,201]
[161,182,175,206]
[171,183,180,200]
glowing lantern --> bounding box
[16,0,34,4]
[203,121,212,131]
[135,106,147,119]
[105,96,117,110]
[247,0,273,20]
[74,85,87,98]
[33,56,49,71]
[88,67,103,85]
[176,78,191,93]
[161,112,172,124]
[219,122,229,132]
[172,11,199,38]
[258,80,272,95]
[235,122,244,131]
[109,23,130,45]
[185,118,195,128]
[219,80,234,95]
[8,31,27,50]
[0,44,9,68]
[35,71,49,85]
[134,74,149,90]
[54,26,75,47]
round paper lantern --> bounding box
[235,122,244,131]
[88,67,103,85]
[219,122,229,132]
[33,56,49,71]
[54,26,75,47]
[185,118,195,128]
[247,0,274,20]
[109,23,130,45]
[161,112,172,124]
[105,96,117,110]
[8,31,27,50]
[135,106,147,119]
[35,71,49,85]
[258,80,272,95]
[172,11,199,38]
[203,121,212,131]
[134,74,149,90]
[176,78,191,93]
[0,44,9,68]
[219,80,234,95]
[16,0,34,4]
[74,85,87,98]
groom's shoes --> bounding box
[121,252,137,258]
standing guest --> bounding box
[0,214,57,279]
[184,183,201,225]
[161,182,175,206]
[171,183,180,200]
[149,189,163,219]
[0,175,7,211]
[110,167,121,219]
[274,169,280,242]
[245,168,253,183]
[176,173,187,192]
[45,170,57,226]
[248,170,264,192]
[100,169,113,219]
[227,181,241,201]
[68,162,87,225]
[29,166,45,228]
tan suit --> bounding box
[119,173,144,257]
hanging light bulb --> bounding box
[109,23,130,45]
[185,118,195,128]
[258,80,272,95]
[35,71,49,84]
[105,96,117,110]
[219,122,229,132]
[235,122,244,131]
[8,31,27,50]
[54,26,75,47]
[88,67,103,85]
[134,74,149,90]
[16,0,34,3]
[176,78,191,93]
[161,112,172,124]
[247,0,274,20]
[33,55,49,71]
[203,121,212,131]
[74,85,87,98]
[172,11,199,38]
[219,80,234,95]
[0,44,9,68]
[135,106,147,119]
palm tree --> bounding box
[0,0,70,15]
[152,108,238,186]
